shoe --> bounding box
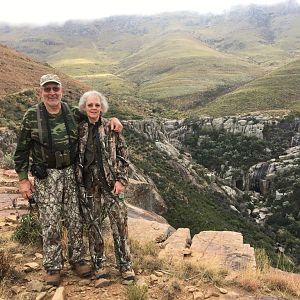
[72,262,92,277]
[45,270,61,286]
[121,269,135,281]
[94,266,110,279]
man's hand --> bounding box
[109,117,123,133]
[113,181,124,195]
[19,179,34,200]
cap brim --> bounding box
[40,80,61,86]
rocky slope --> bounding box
[0,168,258,300]
[124,112,300,268]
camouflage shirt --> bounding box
[14,101,83,180]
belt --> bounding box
[47,164,73,170]
[47,161,75,170]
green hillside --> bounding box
[201,59,300,116]
[0,2,300,117]
[118,32,263,99]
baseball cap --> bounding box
[40,74,61,86]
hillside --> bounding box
[0,43,89,125]
[201,58,300,116]
[0,44,88,96]
[0,2,299,117]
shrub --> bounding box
[126,283,148,300]
[13,214,42,245]
[0,153,15,169]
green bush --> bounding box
[126,283,148,300]
[13,214,42,245]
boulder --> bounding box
[158,228,191,261]
[128,218,175,243]
[190,231,256,270]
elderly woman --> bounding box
[76,90,134,281]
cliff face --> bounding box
[125,114,300,194]
[124,114,300,229]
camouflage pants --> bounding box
[35,166,85,271]
[83,184,132,272]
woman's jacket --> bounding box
[76,117,129,190]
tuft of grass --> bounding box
[126,282,148,300]
[129,240,164,272]
[161,279,182,299]
[0,153,15,169]
[171,260,228,286]
[129,239,160,257]
[0,250,10,281]
[12,214,42,246]
[263,270,300,298]
[255,248,271,272]
[236,251,300,298]
[236,268,261,292]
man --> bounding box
[14,74,123,286]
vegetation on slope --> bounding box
[180,115,300,268]
[2,2,300,117]
[201,59,300,116]
[124,129,281,265]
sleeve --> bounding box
[14,111,32,180]
[115,132,129,187]
[72,106,88,123]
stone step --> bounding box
[0,186,19,193]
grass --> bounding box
[202,59,300,116]
[12,214,42,246]
[0,153,15,169]
[1,8,300,118]
[129,239,165,273]
[237,266,300,299]
[126,283,148,300]
[126,240,300,299]
[0,250,10,280]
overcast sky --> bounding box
[0,0,297,25]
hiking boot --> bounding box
[121,269,135,281]
[94,266,110,279]
[72,262,92,277]
[45,270,61,286]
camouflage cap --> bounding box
[40,74,61,86]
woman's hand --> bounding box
[109,117,123,133]
[113,181,124,195]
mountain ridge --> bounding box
[0,1,299,118]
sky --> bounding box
[0,0,297,26]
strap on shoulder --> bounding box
[37,103,46,162]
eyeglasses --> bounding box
[42,86,61,93]
[87,103,101,108]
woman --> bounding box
[76,91,134,280]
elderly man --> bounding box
[14,74,123,286]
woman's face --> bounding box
[85,95,102,123]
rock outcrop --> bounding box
[156,228,256,271]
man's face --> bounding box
[40,82,63,110]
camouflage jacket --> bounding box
[14,102,82,180]
[77,117,129,189]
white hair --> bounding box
[78,90,109,113]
